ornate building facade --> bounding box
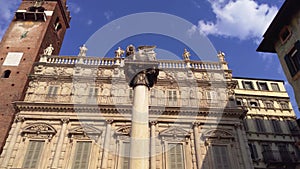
[234,77,300,169]
[0,48,255,169]
[257,0,300,112]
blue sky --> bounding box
[0,0,299,116]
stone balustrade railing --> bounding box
[43,56,223,70]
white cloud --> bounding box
[87,20,93,25]
[68,2,81,14]
[258,52,275,70]
[104,11,113,21]
[198,0,278,40]
[0,0,21,40]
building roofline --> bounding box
[257,0,299,53]
[233,76,285,83]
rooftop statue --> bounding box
[44,44,54,56]
[78,44,88,56]
[183,48,191,61]
[115,47,125,58]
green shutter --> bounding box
[212,145,231,169]
[72,142,92,169]
[168,143,184,169]
[22,141,45,168]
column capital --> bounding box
[193,121,201,127]
[15,115,25,123]
[106,119,114,124]
[61,118,70,124]
[149,121,158,126]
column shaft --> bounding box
[129,85,149,169]
[150,122,156,169]
[193,123,201,169]
[101,121,112,169]
[52,119,68,168]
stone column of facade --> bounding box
[150,121,157,169]
[51,118,69,169]
[124,45,159,169]
[0,116,24,168]
[100,119,113,169]
[235,123,254,169]
[193,122,201,169]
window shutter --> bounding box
[285,55,297,77]
[72,142,91,169]
[168,143,184,169]
[212,145,231,169]
[23,141,44,168]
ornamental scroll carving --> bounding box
[202,129,234,141]
[159,127,190,142]
[115,125,131,141]
[21,123,57,141]
[68,125,102,142]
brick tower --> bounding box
[0,0,70,153]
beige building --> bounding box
[257,0,300,112]
[0,48,255,169]
[234,77,300,169]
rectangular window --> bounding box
[72,141,92,169]
[243,81,254,90]
[88,88,99,98]
[265,102,274,109]
[212,145,231,169]
[168,143,185,169]
[257,82,268,91]
[271,120,282,133]
[168,90,178,106]
[285,40,300,77]
[243,119,249,131]
[287,120,298,133]
[47,86,59,97]
[248,143,258,159]
[271,83,280,92]
[280,102,290,110]
[255,118,266,133]
[120,142,130,169]
[249,101,259,107]
[22,140,45,168]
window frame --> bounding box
[22,140,45,169]
[257,82,269,91]
[71,141,93,169]
[254,118,266,133]
[166,142,186,169]
[210,144,233,169]
[284,40,300,78]
[270,83,280,92]
[242,81,254,90]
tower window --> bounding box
[2,70,11,78]
[54,17,62,32]
[280,26,291,43]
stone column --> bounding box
[193,122,201,169]
[0,116,24,168]
[100,119,113,169]
[124,45,159,169]
[150,121,157,169]
[51,118,69,169]
[235,123,254,169]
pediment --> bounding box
[203,129,233,139]
[160,127,190,137]
[22,123,56,135]
[115,125,131,136]
[69,125,102,136]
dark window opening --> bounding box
[54,17,62,32]
[243,81,254,90]
[280,27,291,43]
[257,82,268,91]
[255,118,266,132]
[2,70,11,78]
[236,99,242,106]
[285,40,300,77]
[250,101,258,107]
[271,83,280,91]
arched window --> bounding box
[2,70,11,78]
